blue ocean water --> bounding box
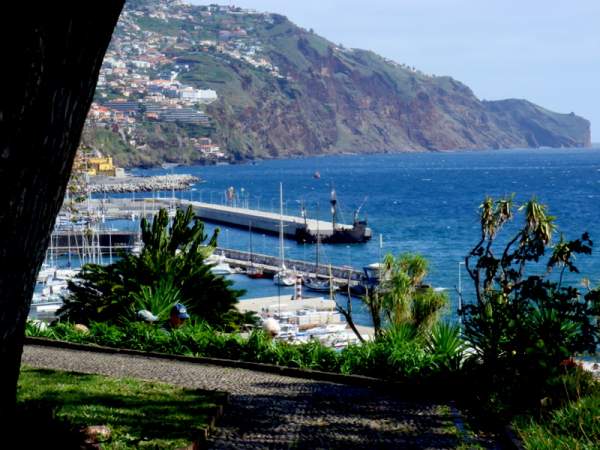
[126,147,600,323]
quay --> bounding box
[79,198,372,243]
[46,228,362,285]
[218,248,362,285]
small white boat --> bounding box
[274,269,296,286]
[276,323,299,340]
[54,269,79,280]
[207,254,234,275]
[131,242,143,255]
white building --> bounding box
[179,88,218,104]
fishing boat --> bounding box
[349,262,383,297]
[295,189,371,244]
[304,277,337,293]
[274,183,296,286]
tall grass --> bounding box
[514,383,600,449]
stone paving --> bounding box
[22,345,501,449]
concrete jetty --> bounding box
[81,197,370,243]
[180,199,336,239]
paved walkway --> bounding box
[22,345,500,449]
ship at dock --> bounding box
[294,188,372,244]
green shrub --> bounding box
[59,207,245,328]
[427,322,465,372]
[131,279,184,322]
[463,196,600,414]
[29,319,463,383]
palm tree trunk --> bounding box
[0,3,124,421]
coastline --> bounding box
[117,145,600,171]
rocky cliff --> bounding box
[89,2,591,166]
[203,15,590,159]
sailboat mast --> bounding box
[279,182,285,268]
[316,203,320,275]
[249,222,253,266]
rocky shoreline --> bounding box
[88,174,199,193]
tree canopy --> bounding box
[59,206,245,327]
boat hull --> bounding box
[295,221,371,244]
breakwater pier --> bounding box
[88,174,199,193]
[80,198,371,243]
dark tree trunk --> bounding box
[0,3,124,419]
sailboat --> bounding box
[273,183,296,286]
[246,222,265,279]
[304,211,338,293]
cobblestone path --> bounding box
[23,345,500,449]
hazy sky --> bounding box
[194,0,600,140]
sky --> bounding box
[194,0,600,141]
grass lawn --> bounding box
[17,366,227,449]
[513,390,600,450]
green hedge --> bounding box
[26,321,459,382]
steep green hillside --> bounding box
[87,1,591,167]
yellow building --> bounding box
[73,150,122,177]
[86,156,117,176]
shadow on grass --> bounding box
[17,367,226,448]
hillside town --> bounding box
[84,1,287,164]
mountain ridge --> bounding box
[83,1,591,167]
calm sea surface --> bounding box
[125,147,600,324]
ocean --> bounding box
[125,147,600,325]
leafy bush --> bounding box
[131,279,184,322]
[427,322,465,372]
[377,254,448,334]
[463,196,600,414]
[28,320,466,383]
[59,207,245,328]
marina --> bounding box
[238,295,372,347]
[43,149,600,330]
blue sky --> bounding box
[194,1,600,141]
